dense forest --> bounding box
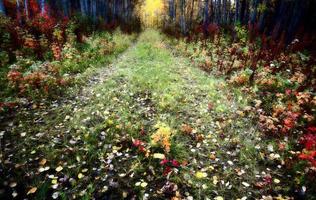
[0,0,315,199]
[163,0,316,41]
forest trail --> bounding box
[2,30,263,199]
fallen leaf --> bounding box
[39,159,47,166]
[195,171,207,179]
[141,182,148,188]
[153,153,165,159]
[213,176,218,185]
[214,196,224,200]
[242,182,250,187]
[274,179,280,184]
[78,173,84,179]
[52,192,59,199]
[82,168,88,173]
[12,191,18,198]
[210,154,216,160]
[55,166,63,172]
[27,187,37,195]
[227,160,234,166]
[9,182,17,188]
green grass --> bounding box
[0,29,136,104]
[1,29,289,199]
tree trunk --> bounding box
[235,0,240,23]
[40,0,45,14]
[223,0,227,24]
[218,0,222,24]
[250,0,259,24]
[203,0,209,26]
[24,0,29,19]
[16,0,21,23]
[189,0,195,29]
[0,0,4,14]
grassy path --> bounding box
[1,30,275,199]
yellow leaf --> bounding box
[112,146,122,151]
[153,153,165,159]
[140,182,148,188]
[214,196,224,200]
[78,173,84,179]
[81,168,88,173]
[210,154,216,160]
[151,124,172,152]
[55,166,63,172]
[207,166,215,171]
[195,171,207,179]
[27,187,37,195]
[274,178,280,184]
[213,176,218,185]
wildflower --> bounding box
[163,166,172,176]
[171,159,180,167]
[195,171,207,179]
[285,89,292,96]
[7,70,22,83]
[160,158,181,176]
[133,139,143,147]
[160,159,169,165]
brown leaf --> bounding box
[208,103,214,111]
[39,159,47,166]
[254,182,266,188]
[27,187,37,195]
[181,124,193,135]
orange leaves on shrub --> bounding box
[231,74,249,85]
[52,43,62,60]
[7,63,66,96]
[151,123,172,153]
[24,35,38,49]
[7,70,22,83]
[181,124,192,135]
[296,92,312,106]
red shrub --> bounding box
[6,63,66,97]
[160,159,180,176]
[207,23,220,40]
[299,151,316,167]
[298,127,316,167]
[300,133,316,151]
[7,70,22,83]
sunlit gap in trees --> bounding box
[140,0,164,27]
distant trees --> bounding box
[163,0,316,42]
[1,0,315,42]
[1,0,141,31]
[0,0,5,14]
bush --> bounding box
[7,61,68,98]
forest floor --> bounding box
[1,30,291,199]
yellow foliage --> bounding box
[139,0,165,27]
[195,171,208,179]
[151,123,172,152]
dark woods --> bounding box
[1,0,315,45]
[0,0,142,32]
[163,0,316,51]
